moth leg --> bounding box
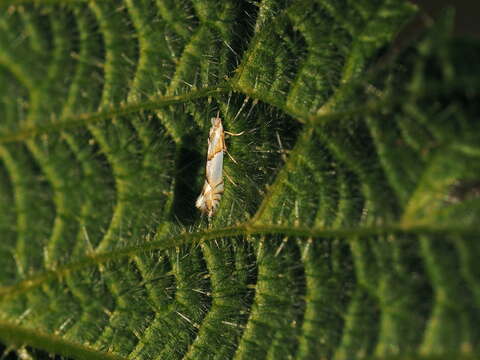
[225,130,245,137]
[225,149,239,164]
[224,170,237,186]
[223,130,243,164]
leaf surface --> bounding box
[1,1,479,360]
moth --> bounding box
[196,114,242,217]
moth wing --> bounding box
[207,123,223,153]
[206,151,224,187]
[196,116,225,217]
[195,182,208,210]
[206,121,225,187]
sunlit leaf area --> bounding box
[0,1,479,359]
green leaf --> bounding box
[0,1,479,359]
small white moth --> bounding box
[196,115,227,217]
[196,112,245,217]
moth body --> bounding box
[196,116,226,217]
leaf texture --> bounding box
[0,1,479,359]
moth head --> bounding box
[211,116,222,127]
